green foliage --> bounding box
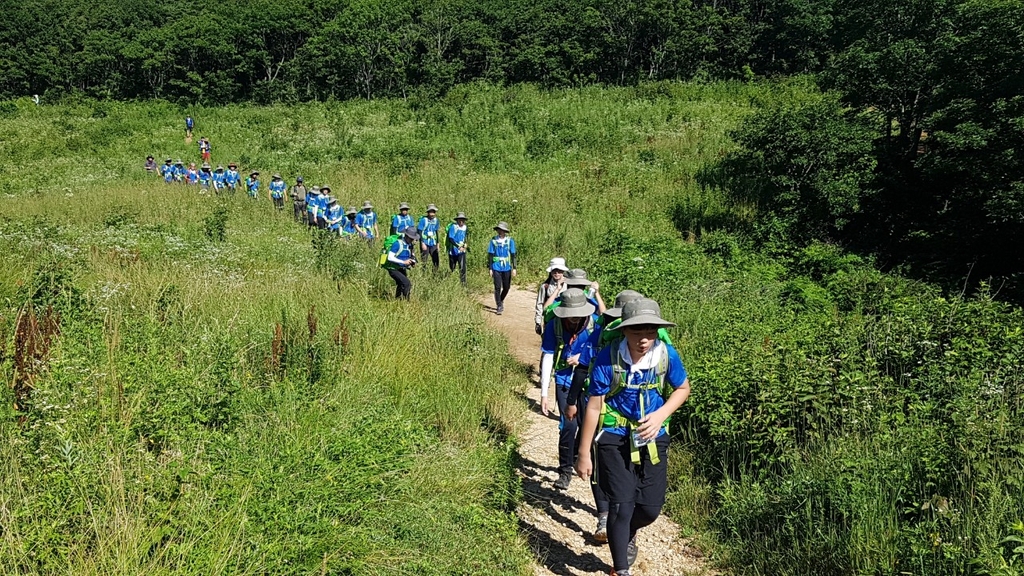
[202,205,228,241]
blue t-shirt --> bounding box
[487,236,516,271]
[269,180,286,198]
[162,164,174,182]
[212,172,226,189]
[225,170,240,186]
[589,342,688,437]
[447,223,467,256]
[541,318,596,389]
[356,211,377,238]
[199,171,212,186]
[387,238,413,268]
[326,205,342,230]
[246,178,260,195]
[391,214,413,234]
[418,216,441,247]
[342,217,358,236]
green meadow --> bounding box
[3,80,1024,575]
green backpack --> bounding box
[377,234,402,268]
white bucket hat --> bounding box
[546,257,569,273]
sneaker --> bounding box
[626,536,638,567]
[554,471,572,490]
[496,305,504,315]
[594,514,608,543]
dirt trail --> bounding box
[478,286,709,576]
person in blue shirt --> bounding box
[173,160,185,183]
[161,158,174,184]
[185,115,194,138]
[355,201,378,242]
[341,207,359,238]
[225,163,241,192]
[446,212,469,285]
[390,202,413,235]
[245,171,260,198]
[325,197,343,233]
[487,221,517,315]
[417,204,442,271]
[316,186,334,229]
[539,288,598,492]
[576,299,690,576]
[212,166,227,193]
[198,163,213,190]
[305,187,321,228]
[268,174,287,210]
[383,226,420,300]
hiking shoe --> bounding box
[594,514,608,543]
[626,536,638,567]
[554,471,572,490]
[496,305,504,315]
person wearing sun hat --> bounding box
[211,165,227,193]
[161,157,175,184]
[383,225,420,299]
[446,212,469,285]
[291,176,307,223]
[355,200,379,242]
[224,162,240,192]
[324,196,343,233]
[543,268,607,323]
[487,221,517,315]
[315,185,334,229]
[305,186,321,228]
[417,204,442,271]
[536,257,569,335]
[245,170,260,198]
[576,298,690,576]
[390,202,414,236]
[185,162,199,185]
[198,163,213,189]
[172,159,185,183]
[341,206,359,238]
[539,288,598,491]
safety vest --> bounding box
[599,339,672,464]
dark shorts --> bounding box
[595,432,669,507]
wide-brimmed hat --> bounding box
[328,197,338,205]
[403,227,421,240]
[272,173,282,179]
[453,212,468,221]
[321,185,332,193]
[398,202,410,210]
[202,163,211,170]
[228,162,237,168]
[346,207,357,216]
[216,165,224,171]
[165,157,172,162]
[617,298,676,330]
[426,204,438,213]
[564,269,591,287]
[310,186,320,193]
[553,288,596,319]
[174,159,183,165]
[605,290,644,319]
[546,257,569,273]
[250,170,259,176]
[362,201,373,210]
[493,221,510,232]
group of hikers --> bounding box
[535,258,690,576]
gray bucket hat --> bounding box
[362,200,373,210]
[617,298,676,329]
[272,173,282,179]
[321,185,332,193]
[346,206,357,216]
[453,212,468,221]
[605,290,645,318]
[403,226,421,240]
[493,221,510,232]
[553,288,596,319]
[426,204,438,213]
[398,202,410,210]
[564,269,592,287]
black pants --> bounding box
[421,245,439,270]
[294,202,306,223]
[492,270,511,309]
[388,268,412,300]
[273,196,284,210]
[555,385,580,475]
[448,252,466,284]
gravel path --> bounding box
[479,286,710,576]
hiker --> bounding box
[225,163,241,192]
[317,186,334,229]
[539,288,598,491]
[161,158,174,184]
[185,115,194,138]
[245,170,260,198]
[145,155,158,174]
[575,298,691,576]
[325,197,343,233]
[212,166,227,193]
[305,187,321,228]
[383,226,420,300]
[291,177,307,223]
[341,207,359,238]
[544,269,606,317]
[268,174,287,210]
[446,212,469,285]
[536,257,569,335]
[487,221,517,315]
[564,290,645,543]
[199,137,211,163]
[198,163,213,190]
[355,201,378,242]
[418,204,442,271]
[173,159,185,183]
[390,202,413,235]
[185,162,199,185]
